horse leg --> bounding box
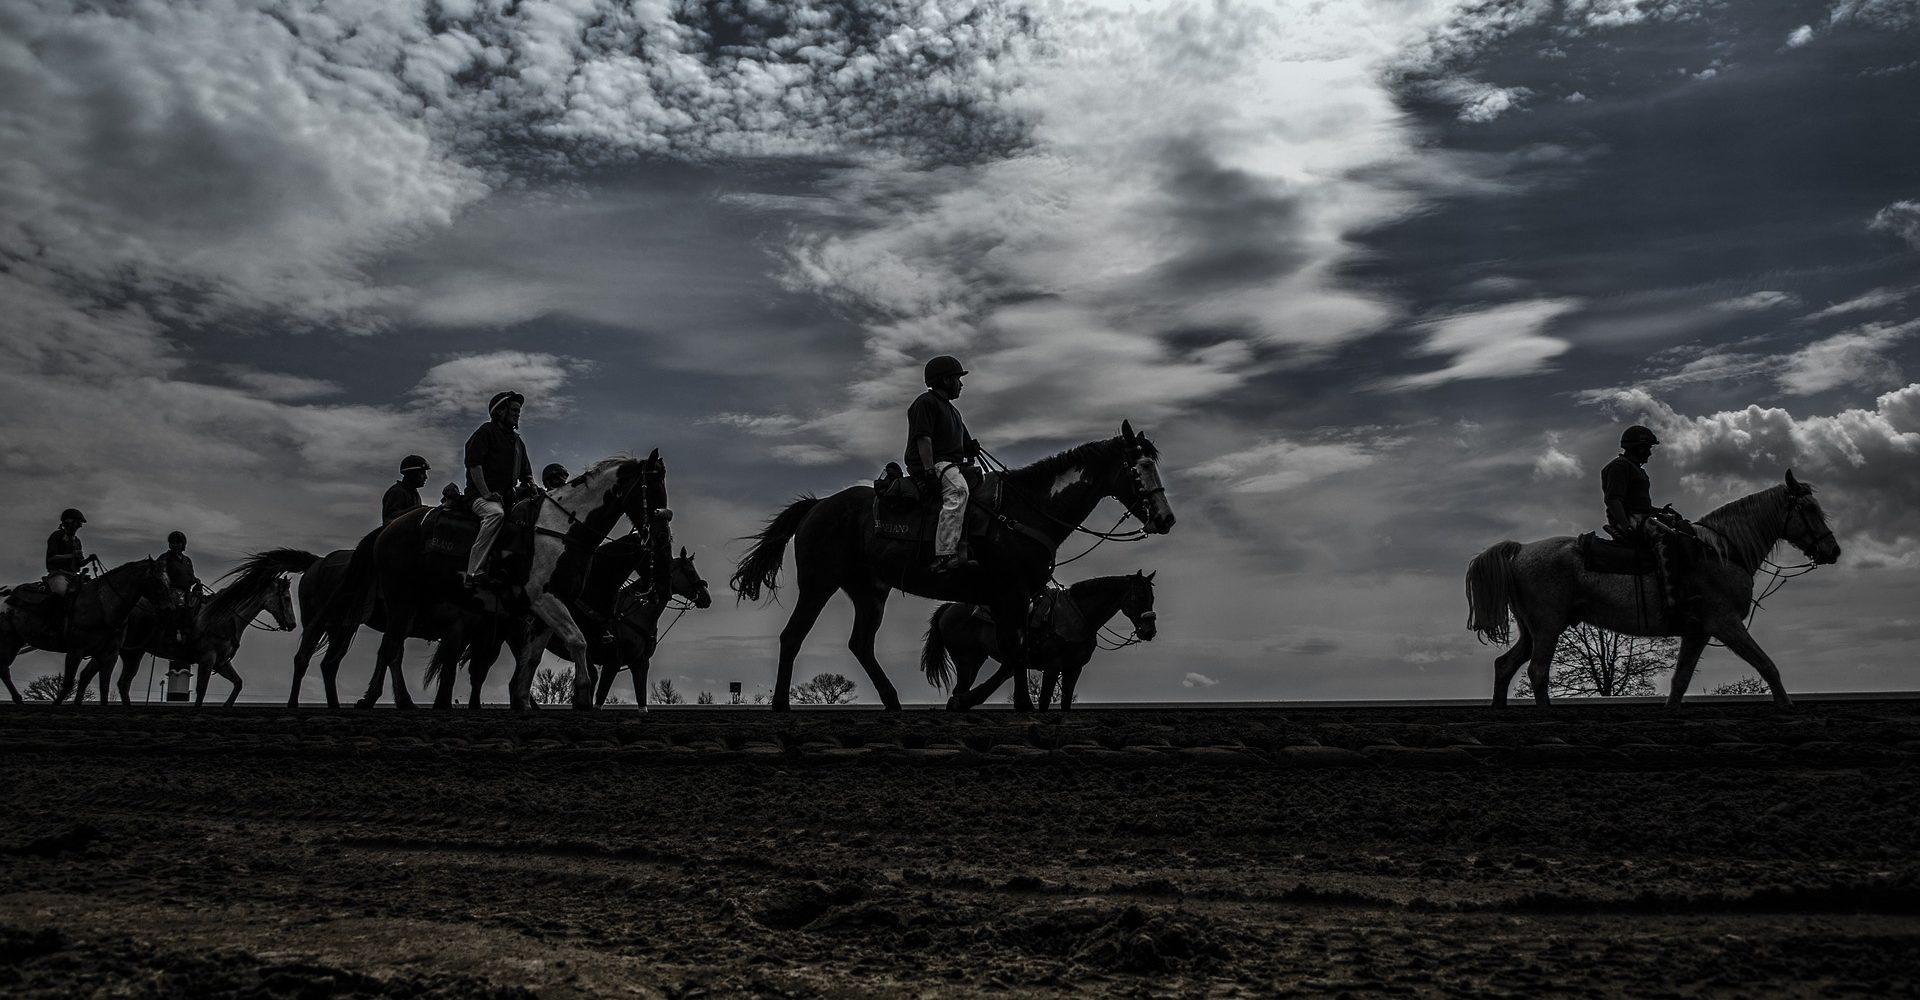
[1711,623,1794,707]
[1038,669,1058,711]
[844,582,901,711]
[1061,665,1083,711]
[467,636,506,709]
[317,635,350,709]
[194,653,214,708]
[378,629,416,709]
[73,653,101,704]
[1491,621,1533,708]
[353,646,388,709]
[55,650,83,704]
[0,640,19,704]
[508,624,554,710]
[289,630,319,708]
[1525,620,1566,707]
[529,594,595,709]
[1665,633,1709,707]
[218,658,243,708]
[773,580,836,712]
[593,649,620,707]
[115,650,140,705]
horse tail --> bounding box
[729,495,819,602]
[1465,541,1523,645]
[921,604,957,691]
[309,527,383,644]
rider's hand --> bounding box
[483,492,503,504]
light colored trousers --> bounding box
[934,461,970,557]
[468,496,507,577]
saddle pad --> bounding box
[1578,531,1657,575]
[3,582,52,610]
[423,508,480,559]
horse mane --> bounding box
[1006,436,1155,488]
[198,549,303,627]
[100,558,154,580]
[1694,484,1790,574]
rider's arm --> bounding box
[467,466,497,501]
[916,437,937,473]
[1605,496,1630,529]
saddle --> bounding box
[2,581,53,612]
[872,462,1001,543]
[1577,531,1657,575]
[968,588,1089,647]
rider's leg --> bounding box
[466,496,507,582]
[930,461,973,572]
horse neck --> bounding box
[1002,445,1124,547]
[1067,576,1133,629]
[1696,486,1786,576]
[202,580,271,639]
[547,464,637,540]
[88,565,148,625]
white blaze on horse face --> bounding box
[1050,467,1085,498]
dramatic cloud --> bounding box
[1388,299,1580,390]
[1193,436,1398,494]
[1870,200,1920,248]
[1775,320,1917,395]
[1805,287,1911,320]
[1532,434,1582,480]
[1714,290,1799,312]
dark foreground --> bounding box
[3,701,1918,998]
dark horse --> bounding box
[433,545,713,709]
[922,570,1157,710]
[99,549,314,707]
[731,422,1175,711]
[309,453,670,710]
[1,559,170,704]
[1467,471,1841,706]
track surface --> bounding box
[4,701,1919,998]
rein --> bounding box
[976,444,1154,544]
[1702,491,1827,644]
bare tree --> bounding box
[1008,671,1053,709]
[1515,623,1676,699]
[1710,675,1770,695]
[24,674,87,702]
[696,690,715,705]
[791,672,858,705]
[532,667,574,705]
[651,678,685,705]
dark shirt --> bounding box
[1601,455,1654,529]
[382,482,422,525]
[45,529,83,575]
[463,420,531,499]
[158,551,197,590]
[904,390,974,474]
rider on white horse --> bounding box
[1602,424,1700,627]
[463,391,534,588]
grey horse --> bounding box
[1467,470,1840,707]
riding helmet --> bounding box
[60,507,86,524]
[924,355,968,385]
[1621,424,1660,447]
[400,454,430,474]
[542,463,569,484]
[489,390,525,413]
[167,530,186,545]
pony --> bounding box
[97,549,313,707]
[308,453,670,710]
[732,422,1175,711]
[1,559,171,704]
[922,570,1157,710]
[1466,470,1841,706]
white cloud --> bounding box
[1786,24,1816,47]
[1193,436,1398,494]
[1713,290,1799,312]
[1388,299,1581,390]
[1775,320,1918,395]
[1182,672,1219,689]
[409,351,592,418]
[1803,287,1910,321]
[1532,433,1582,480]
[1869,200,1920,248]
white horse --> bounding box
[1466,470,1840,707]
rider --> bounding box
[1602,424,1701,627]
[541,463,570,490]
[158,530,202,645]
[384,455,431,526]
[464,390,533,587]
[44,508,95,638]
[906,355,981,573]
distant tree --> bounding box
[1710,675,1770,696]
[1515,623,1676,699]
[651,678,685,705]
[1008,671,1053,708]
[791,672,858,705]
[696,690,715,705]
[751,691,768,705]
[532,667,574,705]
[24,674,87,702]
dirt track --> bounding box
[3,701,1919,998]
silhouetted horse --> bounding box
[1467,471,1841,706]
[311,453,670,710]
[99,549,313,707]
[1,559,170,704]
[732,422,1175,711]
[442,547,712,708]
[923,570,1157,710]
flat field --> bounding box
[3,701,1918,998]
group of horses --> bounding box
[0,418,1843,711]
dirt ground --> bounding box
[3,700,1918,998]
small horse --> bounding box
[438,547,712,709]
[732,422,1175,711]
[1,558,171,704]
[922,570,1157,710]
[309,453,671,710]
[1466,470,1841,706]
[99,549,313,707]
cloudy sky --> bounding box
[3,0,1916,704]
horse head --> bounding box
[1117,421,1176,535]
[264,576,298,631]
[672,547,712,609]
[1121,569,1158,641]
[1782,469,1841,565]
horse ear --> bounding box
[1122,420,1136,442]
[648,448,661,461]
[680,546,688,558]
[1786,468,1805,494]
